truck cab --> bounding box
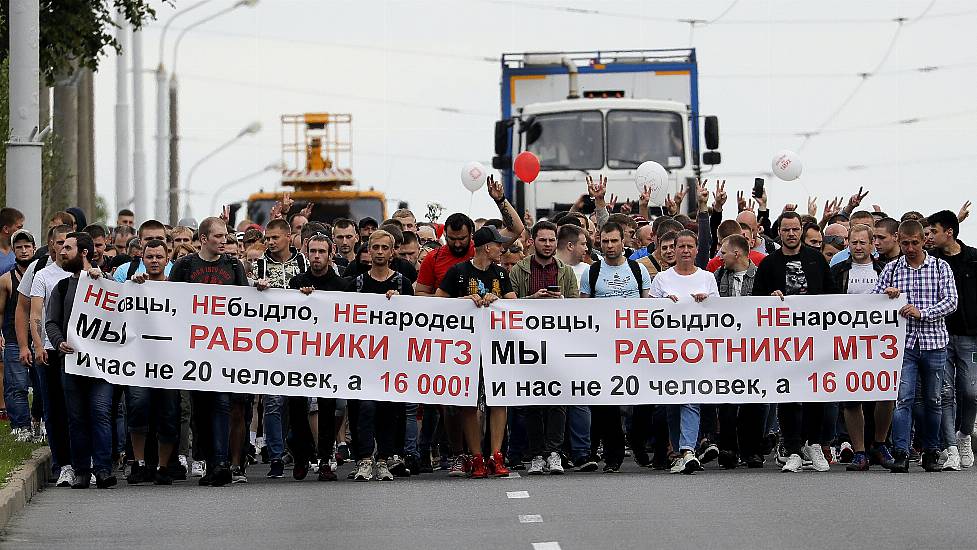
[494,49,721,218]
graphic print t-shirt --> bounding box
[784,260,808,296]
[847,261,879,295]
[169,254,247,286]
[439,261,512,298]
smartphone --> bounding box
[753,177,765,199]
[546,285,560,294]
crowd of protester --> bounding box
[0,174,973,488]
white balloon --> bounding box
[460,161,488,192]
[771,150,803,181]
[634,161,669,206]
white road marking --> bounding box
[531,543,561,550]
[519,514,543,523]
[506,490,530,499]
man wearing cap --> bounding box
[436,225,517,478]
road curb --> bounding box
[0,447,51,531]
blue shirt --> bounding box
[0,251,15,277]
[113,260,174,282]
[629,248,651,261]
[829,247,879,267]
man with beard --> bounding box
[46,232,117,488]
[287,235,350,481]
[753,212,837,473]
[0,230,36,438]
[509,221,579,475]
[437,226,517,479]
[414,176,523,476]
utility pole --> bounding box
[52,70,79,214]
[132,28,147,222]
[115,11,132,217]
[77,68,96,218]
[168,76,179,225]
[5,0,43,238]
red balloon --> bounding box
[513,151,540,183]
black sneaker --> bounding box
[574,456,599,472]
[211,464,232,487]
[168,462,187,481]
[718,450,739,470]
[199,470,215,486]
[336,443,350,465]
[889,449,910,473]
[602,461,621,473]
[71,472,91,489]
[154,467,173,485]
[267,459,285,478]
[388,455,410,477]
[921,450,942,472]
[697,440,719,464]
[417,453,434,474]
[404,454,421,475]
[126,463,149,485]
[95,471,117,489]
[745,454,765,468]
[293,461,309,481]
[633,450,651,467]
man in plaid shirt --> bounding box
[874,220,958,473]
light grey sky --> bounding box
[93,0,977,228]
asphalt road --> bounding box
[4,458,977,550]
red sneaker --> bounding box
[470,454,488,479]
[490,451,510,477]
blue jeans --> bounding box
[666,404,701,452]
[893,345,946,452]
[942,335,977,446]
[62,372,115,476]
[190,391,231,469]
[404,403,419,459]
[3,343,31,429]
[263,394,286,461]
[506,407,528,462]
[566,405,591,462]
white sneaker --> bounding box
[802,444,830,472]
[56,465,75,487]
[669,455,686,474]
[178,454,189,470]
[957,433,974,468]
[528,456,545,475]
[354,459,374,481]
[12,428,30,442]
[943,446,962,471]
[838,441,854,463]
[546,452,564,475]
[781,454,803,472]
[190,460,205,477]
[375,459,394,481]
[681,451,701,474]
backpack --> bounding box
[588,259,644,297]
[125,259,142,281]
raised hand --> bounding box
[586,174,608,204]
[712,180,727,213]
[959,200,972,223]
[619,202,633,215]
[607,193,619,212]
[847,186,869,210]
[737,190,748,213]
[782,203,797,214]
[807,196,818,218]
[281,191,294,214]
[639,185,651,206]
[696,178,710,212]
[299,201,314,219]
[487,175,505,202]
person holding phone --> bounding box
[508,221,580,475]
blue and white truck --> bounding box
[493,49,721,218]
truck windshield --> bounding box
[606,110,685,169]
[248,198,384,227]
[525,110,603,171]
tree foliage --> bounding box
[1,0,161,83]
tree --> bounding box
[0,0,160,84]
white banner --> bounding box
[480,294,907,405]
[66,274,479,405]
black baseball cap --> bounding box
[473,226,508,247]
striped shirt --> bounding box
[873,252,958,350]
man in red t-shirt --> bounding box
[706,219,766,272]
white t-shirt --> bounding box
[649,266,720,302]
[579,261,651,298]
[570,262,587,286]
[30,262,70,350]
[847,261,878,295]
[17,258,43,299]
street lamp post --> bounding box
[168,0,259,225]
[180,121,262,220]
[208,162,284,217]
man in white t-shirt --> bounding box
[649,229,719,475]
[830,223,891,471]
[22,224,75,487]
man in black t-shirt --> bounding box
[286,235,349,482]
[169,218,248,487]
[348,230,413,482]
[436,226,516,479]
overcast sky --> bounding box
[92,0,977,229]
